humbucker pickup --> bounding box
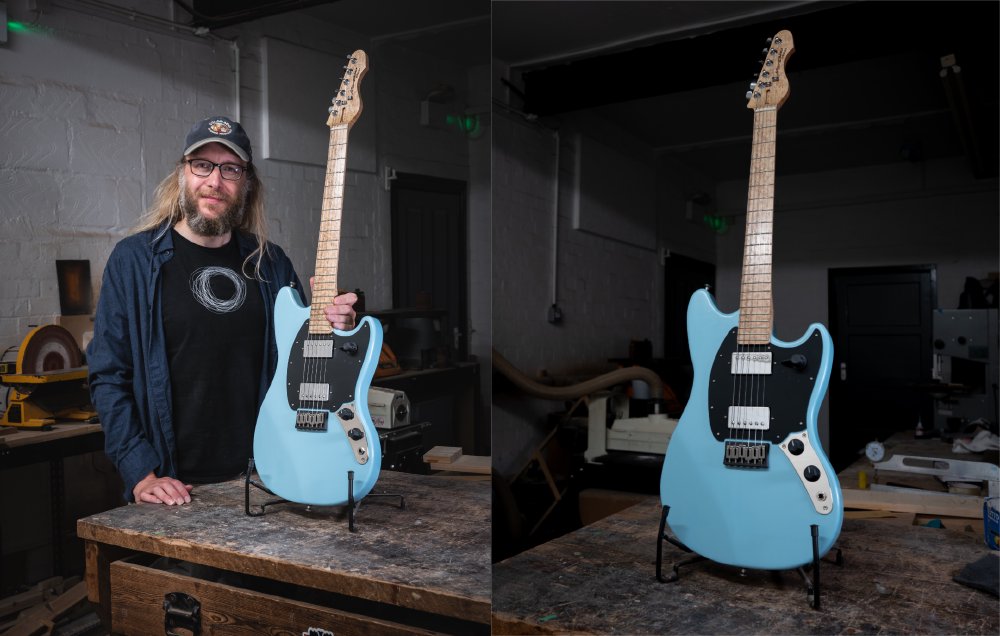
[727,406,770,430]
[724,440,769,468]
[295,410,328,431]
[299,382,330,401]
[731,351,772,374]
[303,339,334,358]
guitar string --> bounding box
[740,107,774,463]
[320,129,344,422]
[750,109,767,462]
[756,108,774,462]
[303,128,343,420]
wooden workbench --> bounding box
[78,469,490,635]
[0,422,103,469]
[492,497,999,635]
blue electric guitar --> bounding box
[659,31,842,570]
[253,50,383,506]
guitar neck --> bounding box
[310,123,348,334]
[738,106,777,345]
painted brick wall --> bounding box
[0,1,489,351]
[0,3,234,344]
[492,108,710,475]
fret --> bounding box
[309,123,350,334]
[738,107,777,338]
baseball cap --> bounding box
[183,116,252,163]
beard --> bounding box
[178,172,249,237]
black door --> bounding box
[828,265,936,472]
[664,252,716,407]
[390,173,468,362]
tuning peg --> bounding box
[750,82,758,90]
[746,90,754,100]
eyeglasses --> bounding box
[185,159,247,181]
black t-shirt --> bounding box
[162,229,265,483]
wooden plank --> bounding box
[843,510,917,526]
[493,497,999,635]
[0,577,64,619]
[430,455,491,475]
[423,446,463,464]
[0,423,101,449]
[3,582,87,636]
[84,540,133,631]
[111,560,440,636]
[843,487,983,518]
[78,470,490,624]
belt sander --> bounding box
[0,324,97,428]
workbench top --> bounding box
[492,497,998,635]
[77,469,490,623]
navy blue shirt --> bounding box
[87,223,302,501]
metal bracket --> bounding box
[873,454,1000,498]
[383,165,397,191]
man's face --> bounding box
[180,143,250,237]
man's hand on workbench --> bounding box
[133,472,193,505]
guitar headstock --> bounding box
[327,49,368,128]
[746,30,794,111]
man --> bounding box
[88,116,356,506]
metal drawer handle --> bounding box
[163,592,201,636]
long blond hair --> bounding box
[132,160,270,279]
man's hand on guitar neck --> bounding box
[309,278,358,330]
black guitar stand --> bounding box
[244,458,406,532]
[655,505,843,609]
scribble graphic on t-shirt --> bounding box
[190,266,247,314]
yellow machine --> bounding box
[0,324,97,428]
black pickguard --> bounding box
[708,327,824,445]
[285,320,371,411]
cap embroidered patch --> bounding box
[208,120,233,136]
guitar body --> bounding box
[254,286,383,505]
[659,289,843,570]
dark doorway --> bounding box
[663,253,716,407]
[390,173,469,364]
[828,265,937,472]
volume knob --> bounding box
[803,465,821,482]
